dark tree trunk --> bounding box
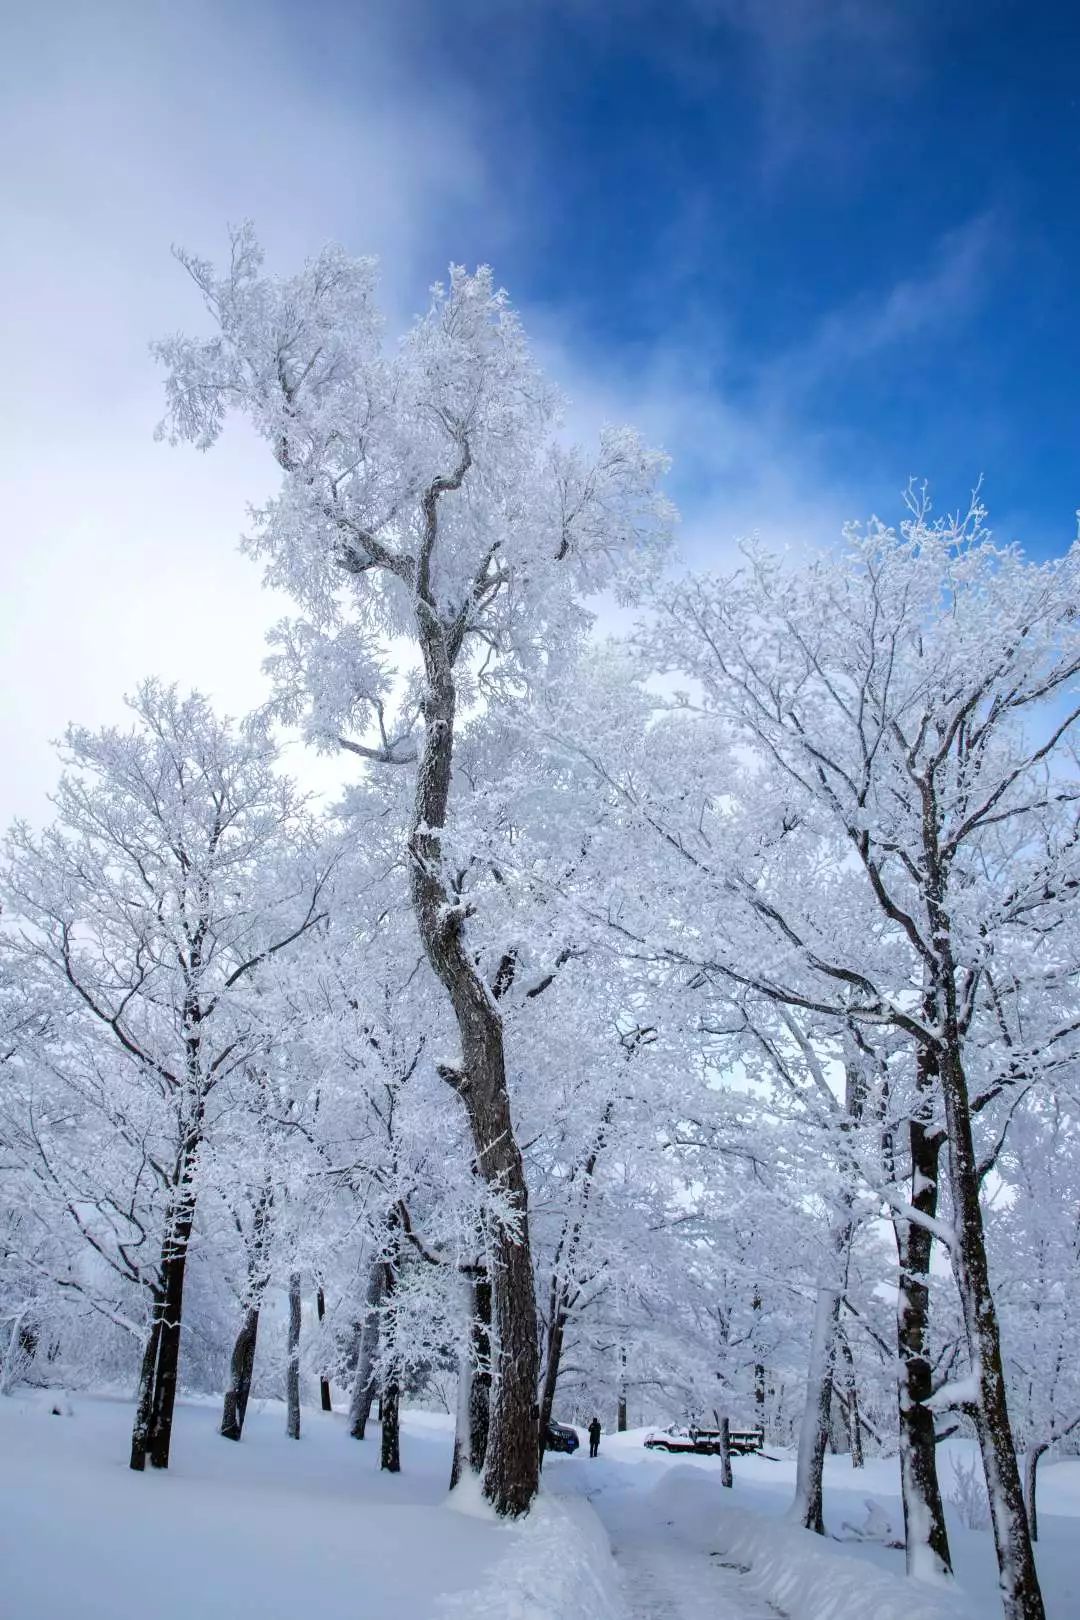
[838,1332,864,1469]
[129,1310,163,1472]
[408,639,538,1517]
[890,1041,953,1581]
[474,1144,536,1514]
[147,1274,184,1469]
[1025,1443,1048,1544]
[451,1270,491,1489]
[348,1259,385,1440]
[316,1286,332,1412]
[469,1273,492,1473]
[374,1236,401,1471]
[617,1345,628,1432]
[752,1290,766,1432]
[146,1179,197,1471]
[286,1270,301,1440]
[220,1177,273,1442]
[537,1309,565,1468]
[907,799,1042,1616]
[719,1416,733,1488]
[133,1062,204,1473]
[221,1306,260,1441]
[380,1376,400,1472]
[938,1032,1044,1620]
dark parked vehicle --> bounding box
[544,1421,580,1454]
[643,1423,765,1457]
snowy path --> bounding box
[549,1456,783,1620]
[608,1526,781,1620]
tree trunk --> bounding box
[475,1150,537,1515]
[451,1313,474,1492]
[838,1332,864,1469]
[469,1273,492,1473]
[617,1345,628,1432]
[791,1278,842,1533]
[407,645,538,1517]
[146,1180,197,1471]
[719,1415,733,1488]
[134,1083,204,1473]
[537,1309,565,1468]
[286,1270,301,1440]
[891,1055,953,1580]
[792,1086,859,1538]
[380,1375,400,1472]
[220,1175,273,1442]
[348,1259,384,1440]
[938,1035,1044,1620]
[221,1306,260,1441]
[316,1286,332,1412]
[751,1289,767,1434]
[451,1270,491,1489]
[1025,1444,1048,1544]
[129,1310,163,1471]
[374,1237,401,1471]
[146,1277,184,1468]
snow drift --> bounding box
[439,1491,627,1620]
[653,1468,973,1620]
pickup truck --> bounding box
[643,1423,765,1457]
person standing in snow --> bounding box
[588,1417,602,1458]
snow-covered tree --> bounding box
[544,496,1080,1619]
[152,226,673,1514]
[0,683,331,1470]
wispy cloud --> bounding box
[528,306,858,579]
[763,211,999,398]
[522,211,1000,577]
[684,0,929,180]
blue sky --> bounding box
[300,0,1080,552]
[2,0,1078,812]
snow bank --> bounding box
[653,1468,973,1620]
[438,1491,627,1620]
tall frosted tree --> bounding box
[153,227,672,1513]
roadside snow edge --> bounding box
[437,1490,628,1620]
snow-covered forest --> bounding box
[2,223,1079,1620]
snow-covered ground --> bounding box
[0,1391,624,1620]
[1,1395,1077,1619]
[0,1393,505,1620]
[546,1428,1080,1620]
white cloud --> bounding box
[0,0,500,819]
